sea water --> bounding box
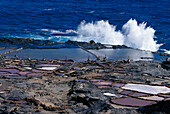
[0,0,169,53]
[6,48,96,62]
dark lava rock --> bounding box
[161,61,170,70]
[112,45,129,49]
[68,81,115,113]
[138,100,170,114]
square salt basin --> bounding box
[158,94,170,98]
[112,83,125,87]
[18,71,31,75]
[37,67,57,71]
[111,97,156,107]
[4,76,26,79]
[6,48,96,62]
[31,70,48,73]
[36,64,60,67]
[92,81,113,86]
[27,73,42,76]
[2,74,19,76]
[56,73,64,76]
[121,90,133,95]
[122,83,170,94]
[76,79,86,82]
[97,85,112,89]
[90,79,104,82]
[139,96,164,101]
[0,72,9,74]
[0,69,20,74]
[129,92,149,97]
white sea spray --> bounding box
[75,19,161,52]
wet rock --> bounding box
[112,45,129,49]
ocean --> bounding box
[0,0,169,52]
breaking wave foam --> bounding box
[161,49,170,54]
[75,19,161,52]
[40,29,77,35]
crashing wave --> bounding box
[74,19,161,52]
[40,19,162,52]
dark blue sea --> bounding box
[0,0,169,52]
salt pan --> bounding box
[122,84,170,94]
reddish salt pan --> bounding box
[5,76,26,79]
[32,70,48,73]
[27,73,42,76]
[97,85,112,89]
[139,96,164,101]
[18,72,30,75]
[0,69,20,74]
[111,97,156,107]
[92,81,113,86]
[113,68,125,71]
[112,83,125,87]
[91,79,104,82]
[158,94,170,98]
[76,79,86,82]
[0,72,8,74]
[20,64,30,67]
[129,92,148,97]
[56,73,64,76]
[2,74,19,76]
[121,90,133,95]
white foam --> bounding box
[162,49,170,54]
[88,11,95,13]
[39,19,162,52]
[75,20,124,45]
[122,19,161,51]
[43,8,55,11]
[75,19,162,52]
[47,36,73,42]
[40,29,77,35]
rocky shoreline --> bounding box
[0,37,129,50]
[0,37,170,113]
[1,37,170,58]
[0,55,169,113]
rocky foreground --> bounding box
[0,55,170,114]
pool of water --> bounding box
[6,48,96,62]
[89,49,168,61]
[6,48,168,61]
